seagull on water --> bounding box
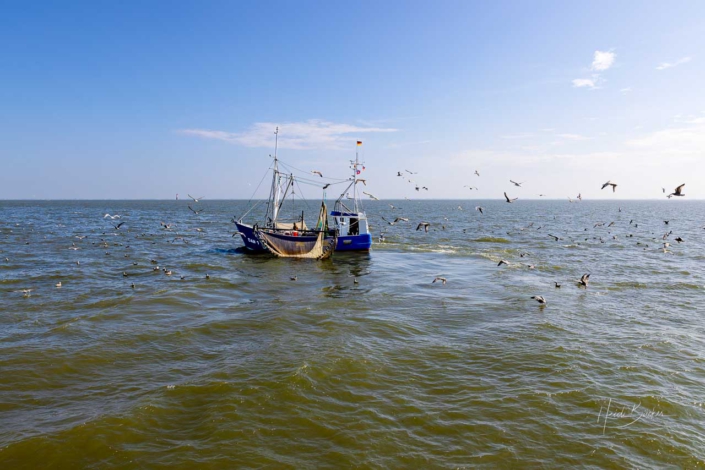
[578,273,590,288]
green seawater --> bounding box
[1,200,704,468]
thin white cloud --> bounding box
[591,50,616,71]
[656,56,692,70]
[625,120,705,160]
[556,133,589,140]
[573,50,614,89]
[385,140,431,149]
[620,87,632,94]
[499,133,534,139]
[178,119,397,150]
[572,78,597,88]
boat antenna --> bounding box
[354,141,360,213]
[274,126,279,161]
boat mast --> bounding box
[353,143,360,213]
[269,127,282,224]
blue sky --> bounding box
[1,1,703,199]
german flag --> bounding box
[356,141,362,146]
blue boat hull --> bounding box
[236,222,371,253]
[335,233,372,251]
[235,222,267,252]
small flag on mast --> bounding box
[356,141,362,146]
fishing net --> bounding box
[256,202,335,260]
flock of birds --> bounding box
[6,194,213,298]
[371,173,691,309]
[2,172,693,309]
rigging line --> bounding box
[294,178,350,188]
[278,160,349,183]
[293,178,313,213]
[239,166,271,220]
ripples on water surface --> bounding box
[1,199,704,468]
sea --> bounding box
[1,199,704,469]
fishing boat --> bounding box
[329,142,373,251]
[234,128,335,255]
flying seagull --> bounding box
[112,222,125,230]
[531,295,547,305]
[416,222,430,232]
[311,170,323,177]
[475,206,484,214]
[510,180,524,187]
[103,214,121,219]
[188,205,204,215]
[601,181,617,192]
[668,184,685,198]
[497,259,510,266]
[188,194,205,202]
[432,277,447,285]
[322,183,331,190]
[504,192,518,203]
[382,216,408,226]
[474,170,480,176]
[363,191,379,200]
[405,169,417,174]
[355,179,367,186]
